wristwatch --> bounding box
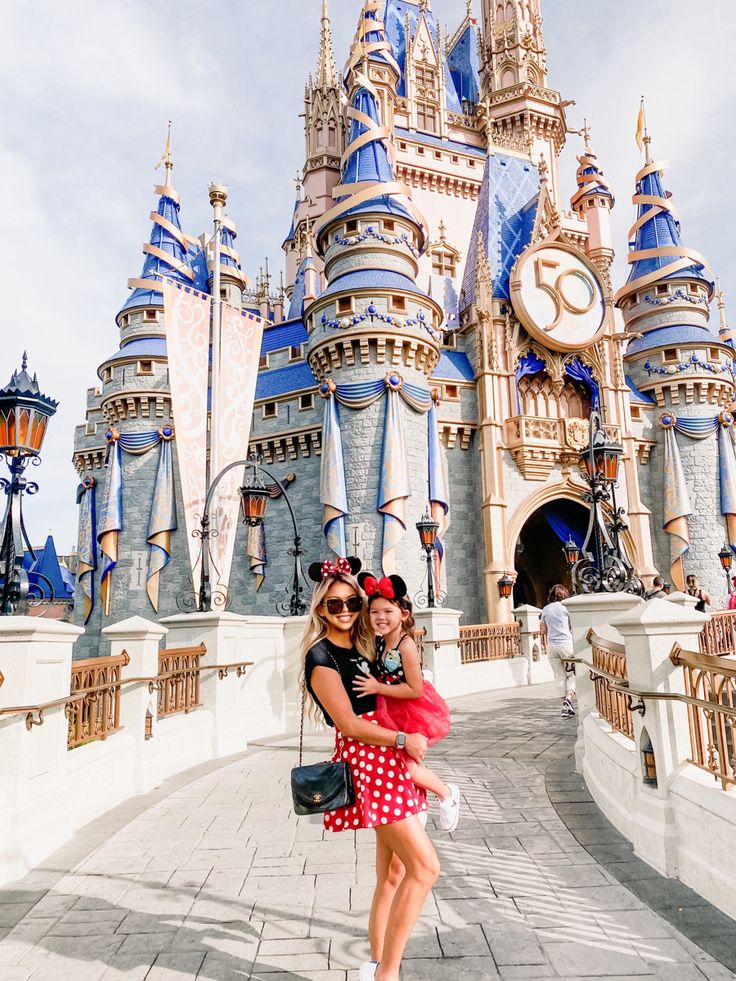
[395,731,407,749]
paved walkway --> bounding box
[1,684,735,980]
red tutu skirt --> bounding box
[324,711,427,832]
[372,681,451,747]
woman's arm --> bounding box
[353,636,424,701]
[310,666,427,762]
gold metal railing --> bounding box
[157,645,205,719]
[68,653,129,749]
[458,623,520,664]
[671,644,736,791]
[589,631,634,741]
[699,610,736,657]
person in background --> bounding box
[646,576,669,600]
[686,574,711,613]
[540,585,576,719]
[727,577,736,610]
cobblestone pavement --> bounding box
[1,683,735,980]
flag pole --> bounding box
[208,181,227,495]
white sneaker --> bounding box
[359,962,378,981]
[438,783,460,833]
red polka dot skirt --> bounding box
[324,711,427,832]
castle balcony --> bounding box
[505,414,621,481]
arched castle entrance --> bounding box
[513,499,589,607]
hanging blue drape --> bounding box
[146,436,178,610]
[514,352,546,411]
[565,357,600,409]
[428,402,450,568]
[674,416,720,439]
[541,501,586,548]
[76,478,97,623]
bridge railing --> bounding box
[699,610,736,657]
[68,653,129,750]
[588,629,634,741]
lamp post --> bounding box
[563,537,581,570]
[0,355,58,614]
[415,507,440,608]
[571,410,644,596]
[718,543,733,594]
[497,574,514,601]
[190,454,306,617]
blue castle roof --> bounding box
[256,362,316,400]
[24,535,74,601]
[120,180,194,315]
[432,351,474,382]
[625,163,711,289]
[262,319,309,355]
[625,375,655,404]
[288,255,320,320]
[320,269,426,300]
[447,23,480,106]
[626,324,724,357]
[462,154,540,307]
[384,1,463,112]
[102,336,168,367]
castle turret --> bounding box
[570,123,614,273]
[306,0,442,578]
[619,133,734,595]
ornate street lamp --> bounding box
[0,354,58,614]
[718,543,733,594]
[415,507,442,609]
[571,410,644,596]
[562,537,581,569]
[184,453,307,617]
[497,574,514,600]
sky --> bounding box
[1,0,735,552]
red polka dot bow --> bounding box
[362,575,396,599]
[321,557,352,579]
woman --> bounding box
[540,584,576,719]
[302,558,440,981]
[686,574,711,613]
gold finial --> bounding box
[294,171,303,200]
[466,0,473,19]
[438,219,447,242]
[316,0,338,87]
[717,277,728,332]
[538,153,549,184]
[581,117,592,150]
[155,120,173,186]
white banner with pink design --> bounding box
[210,304,265,591]
[162,283,211,582]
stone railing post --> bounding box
[102,616,167,791]
[665,591,699,609]
[512,604,546,684]
[414,608,462,698]
[609,598,708,873]
[161,612,287,754]
[564,593,643,767]
[0,618,83,884]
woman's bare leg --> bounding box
[369,834,405,961]
[374,817,440,981]
[405,759,450,800]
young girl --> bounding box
[353,571,460,834]
[301,556,439,981]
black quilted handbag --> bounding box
[291,664,355,816]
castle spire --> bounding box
[315,0,337,88]
[119,129,194,322]
[614,132,714,309]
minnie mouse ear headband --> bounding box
[307,556,362,583]
[357,571,408,601]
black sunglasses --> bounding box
[323,596,363,615]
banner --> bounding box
[210,303,264,592]
[162,283,211,582]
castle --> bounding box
[72,0,735,655]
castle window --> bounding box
[102,367,112,383]
[86,421,97,436]
[399,141,407,150]
[383,220,395,232]
[137,360,154,376]
[143,309,158,322]
[431,247,457,278]
[346,220,358,233]
[689,283,698,294]
[390,296,407,312]
[328,122,337,148]
[290,345,304,361]
[444,384,460,400]
[656,285,668,296]
[662,348,679,363]
[469,159,476,167]
[263,402,278,420]
[451,155,459,164]
[518,372,591,419]
[337,297,353,313]
[434,150,442,160]
[631,406,642,420]
[299,393,314,411]
[709,349,721,362]
[119,315,128,328]
[443,332,457,349]
[259,353,269,369]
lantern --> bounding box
[718,543,733,573]
[239,467,270,527]
[563,537,581,568]
[416,508,439,550]
[0,354,58,458]
[497,574,514,600]
[579,426,623,486]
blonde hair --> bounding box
[299,573,374,722]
